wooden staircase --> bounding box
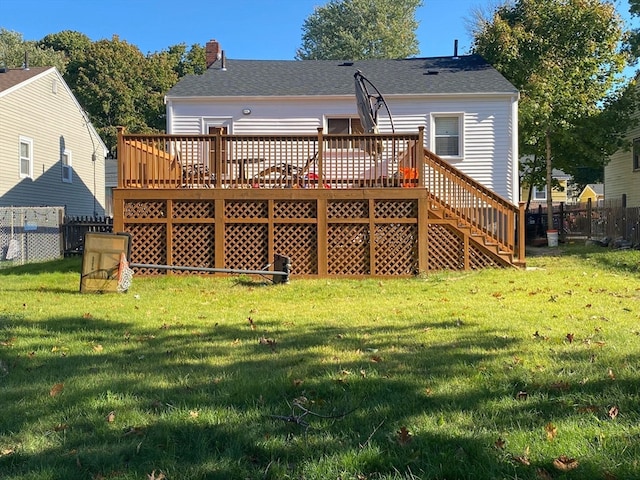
[419,147,524,269]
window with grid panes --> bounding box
[19,137,33,178]
[434,116,460,157]
[327,117,364,148]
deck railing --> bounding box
[117,126,523,259]
[117,127,421,190]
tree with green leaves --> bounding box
[297,0,422,60]
[0,28,66,71]
[472,0,635,227]
[69,35,174,150]
[39,30,92,63]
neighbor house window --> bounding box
[633,138,640,171]
[433,114,463,158]
[327,117,364,148]
[62,150,72,183]
[532,186,547,201]
[19,136,33,179]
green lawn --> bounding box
[0,246,639,479]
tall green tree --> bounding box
[297,0,421,60]
[472,0,633,227]
[39,30,92,63]
[0,28,66,71]
[71,36,155,150]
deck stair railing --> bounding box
[420,147,520,257]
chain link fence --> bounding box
[0,206,65,266]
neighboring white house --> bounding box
[604,115,640,208]
[164,41,520,204]
[0,66,108,216]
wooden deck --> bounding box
[113,128,525,276]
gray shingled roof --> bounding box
[166,55,518,98]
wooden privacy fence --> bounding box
[527,198,640,246]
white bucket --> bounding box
[547,230,559,247]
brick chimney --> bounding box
[205,40,221,68]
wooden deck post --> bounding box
[317,128,324,182]
[518,201,526,262]
[117,126,125,188]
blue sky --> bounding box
[1,0,636,60]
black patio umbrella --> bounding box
[353,70,394,134]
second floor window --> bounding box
[532,185,547,201]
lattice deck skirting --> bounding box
[113,189,517,277]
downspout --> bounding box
[511,93,519,205]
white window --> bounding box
[532,186,547,201]
[432,114,463,158]
[62,150,72,183]
[19,136,33,179]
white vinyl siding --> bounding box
[0,68,107,215]
[166,94,518,203]
[62,149,72,183]
[19,136,33,179]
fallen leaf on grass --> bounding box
[396,426,413,446]
[608,368,616,380]
[545,422,557,441]
[93,344,103,352]
[189,410,199,418]
[54,423,68,431]
[516,391,528,400]
[536,468,553,479]
[106,411,116,423]
[0,337,16,347]
[258,337,276,351]
[247,317,256,330]
[512,455,530,466]
[82,312,93,319]
[566,333,574,343]
[608,405,619,419]
[50,383,64,397]
[553,455,579,471]
[147,470,166,480]
[494,437,506,450]
[370,355,383,363]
